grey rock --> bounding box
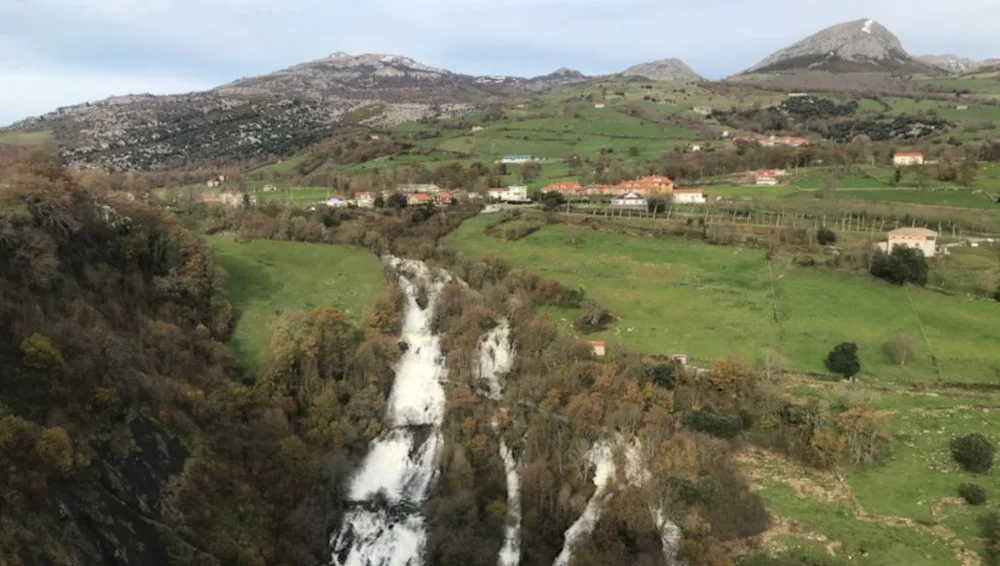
[744,19,936,74]
[620,58,705,82]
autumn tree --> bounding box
[884,332,915,367]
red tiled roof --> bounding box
[410,193,432,202]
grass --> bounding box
[759,484,959,565]
[445,215,1000,383]
[0,130,53,146]
[207,237,385,370]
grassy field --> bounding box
[445,214,1000,384]
[207,237,385,370]
[741,383,1000,565]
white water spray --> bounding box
[330,258,450,566]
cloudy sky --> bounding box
[2,0,998,126]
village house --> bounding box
[755,170,778,186]
[589,341,606,357]
[500,154,538,164]
[354,191,376,208]
[487,188,505,201]
[433,191,454,207]
[408,192,433,206]
[673,189,707,204]
[893,152,924,166]
[542,182,582,196]
[594,100,606,109]
[877,227,938,258]
[611,192,648,209]
[618,175,674,196]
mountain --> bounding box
[916,54,987,74]
[620,58,705,82]
[0,53,585,171]
[743,19,937,74]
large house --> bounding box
[877,227,938,258]
[893,152,924,166]
[618,175,674,196]
[673,189,707,204]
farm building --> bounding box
[501,154,537,164]
[876,227,938,258]
[673,189,707,204]
[589,341,606,357]
[594,100,606,109]
[893,152,924,166]
[611,192,648,208]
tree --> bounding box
[374,194,385,208]
[627,146,641,157]
[958,159,979,187]
[565,154,583,170]
[885,332,915,367]
[994,284,1000,303]
[541,191,566,212]
[386,193,408,209]
[951,433,995,473]
[892,168,902,186]
[817,227,837,246]
[520,161,541,183]
[870,246,929,286]
[825,342,860,380]
[577,298,609,331]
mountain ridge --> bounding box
[743,18,937,75]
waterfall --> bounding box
[330,258,449,566]
[476,321,522,566]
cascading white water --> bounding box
[553,438,684,566]
[475,321,522,566]
[330,258,449,566]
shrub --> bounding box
[959,483,988,505]
[951,433,995,473]
[817,226,837,245]
[576,298,610,331]
[993,284,1000,303]
[825,342,860,380]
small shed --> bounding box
[589,341,606,357]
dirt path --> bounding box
[735,446,981,566]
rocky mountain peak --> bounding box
[620,58,705,82]
[917,54,998,74]
[744,18,933,74]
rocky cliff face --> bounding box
[620,58,705,82]
[916,54,988,74]
[744,19,936,74]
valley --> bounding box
[4,11,1000,566]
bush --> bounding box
[959,483,988,505]
[993,284,1000,303]
[951,433,995,473]
[817,227,837,245]
[825,342,860,379]
[684,405,747,439]
[870,246,929,286]
[576,298,610,332]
